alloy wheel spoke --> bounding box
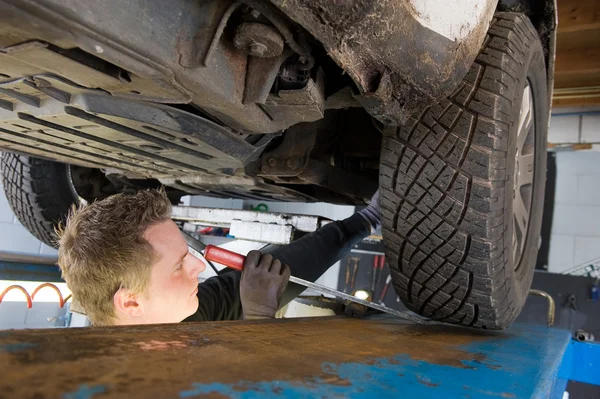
[513,190,528,244]
[517,85,532,152]
[518,153,534,187]
[512,83,535,269]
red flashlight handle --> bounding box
[204,245,246,271]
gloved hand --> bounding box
[240,250,291,319]
[358,189,381,232]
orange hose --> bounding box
[0,285,33,308]
[31,283,65,308]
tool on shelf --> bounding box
[377,255,385,286]
[350,257,360,290]
[371,255,378,293]
[201,245,429,324]
[371,255,385,295]
[379,274,392,304]
[344,257,352,293]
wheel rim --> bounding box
[512,82,535,269]
[67,165,88,206]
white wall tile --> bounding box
[0,189,14,223]
[548,115,580,144]
[547,234,575,273]
[40,243,59,257]
[555,151,600,176]
[551,204,600,237]
[0,222,43,254]
[573,236,600,267]
[551,204,578,235]
[571,207,600,237]
[577,175,600,206]
[581,114,600,143]
[554,172,579,205]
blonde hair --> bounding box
[56,189,172,325]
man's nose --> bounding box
[188,255,206,278]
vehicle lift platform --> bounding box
[0,316,598,398]
[1,205,598,398]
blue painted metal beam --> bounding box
[559,340,600,386]
[0,261,63,282]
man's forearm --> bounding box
[185,213,371,322]
[269,213,371,307]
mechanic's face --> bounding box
[140,220,206,323]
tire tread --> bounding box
[1,152,75,247]
[381,13,544,329]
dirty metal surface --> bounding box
[0,77,269,177]
[268,0,496,125]
[0,317,571,398]
[0,0,329,133]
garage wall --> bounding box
[0,178,58,258]
[547,113,600,273]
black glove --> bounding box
[240,251,291,319]
[358,189,381,231]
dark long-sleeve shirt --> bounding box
[183,213,371,322]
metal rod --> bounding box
[529,289,555,327]
[289,275,431,324]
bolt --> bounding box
[34,78,50,88]
[248,42,268,57]
[261,165,270,173]
[286,156,300,170]
[250,9,261,18]
[268,157,277,166]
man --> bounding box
[57,189,380,325]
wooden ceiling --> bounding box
[553,0,600,108]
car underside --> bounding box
[0,0,558,329]
[0,0,554,204]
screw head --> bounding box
[268,157,277,166]
[249,42,267,57]
[261,165,270,173]
[286,156,300,170]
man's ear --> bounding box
[113,287,144,318]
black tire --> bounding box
[1,153,78,247]
[380,13,548,329]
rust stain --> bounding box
[0,317,499,398]
[417,378,439,388]
[135,340,188,351]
